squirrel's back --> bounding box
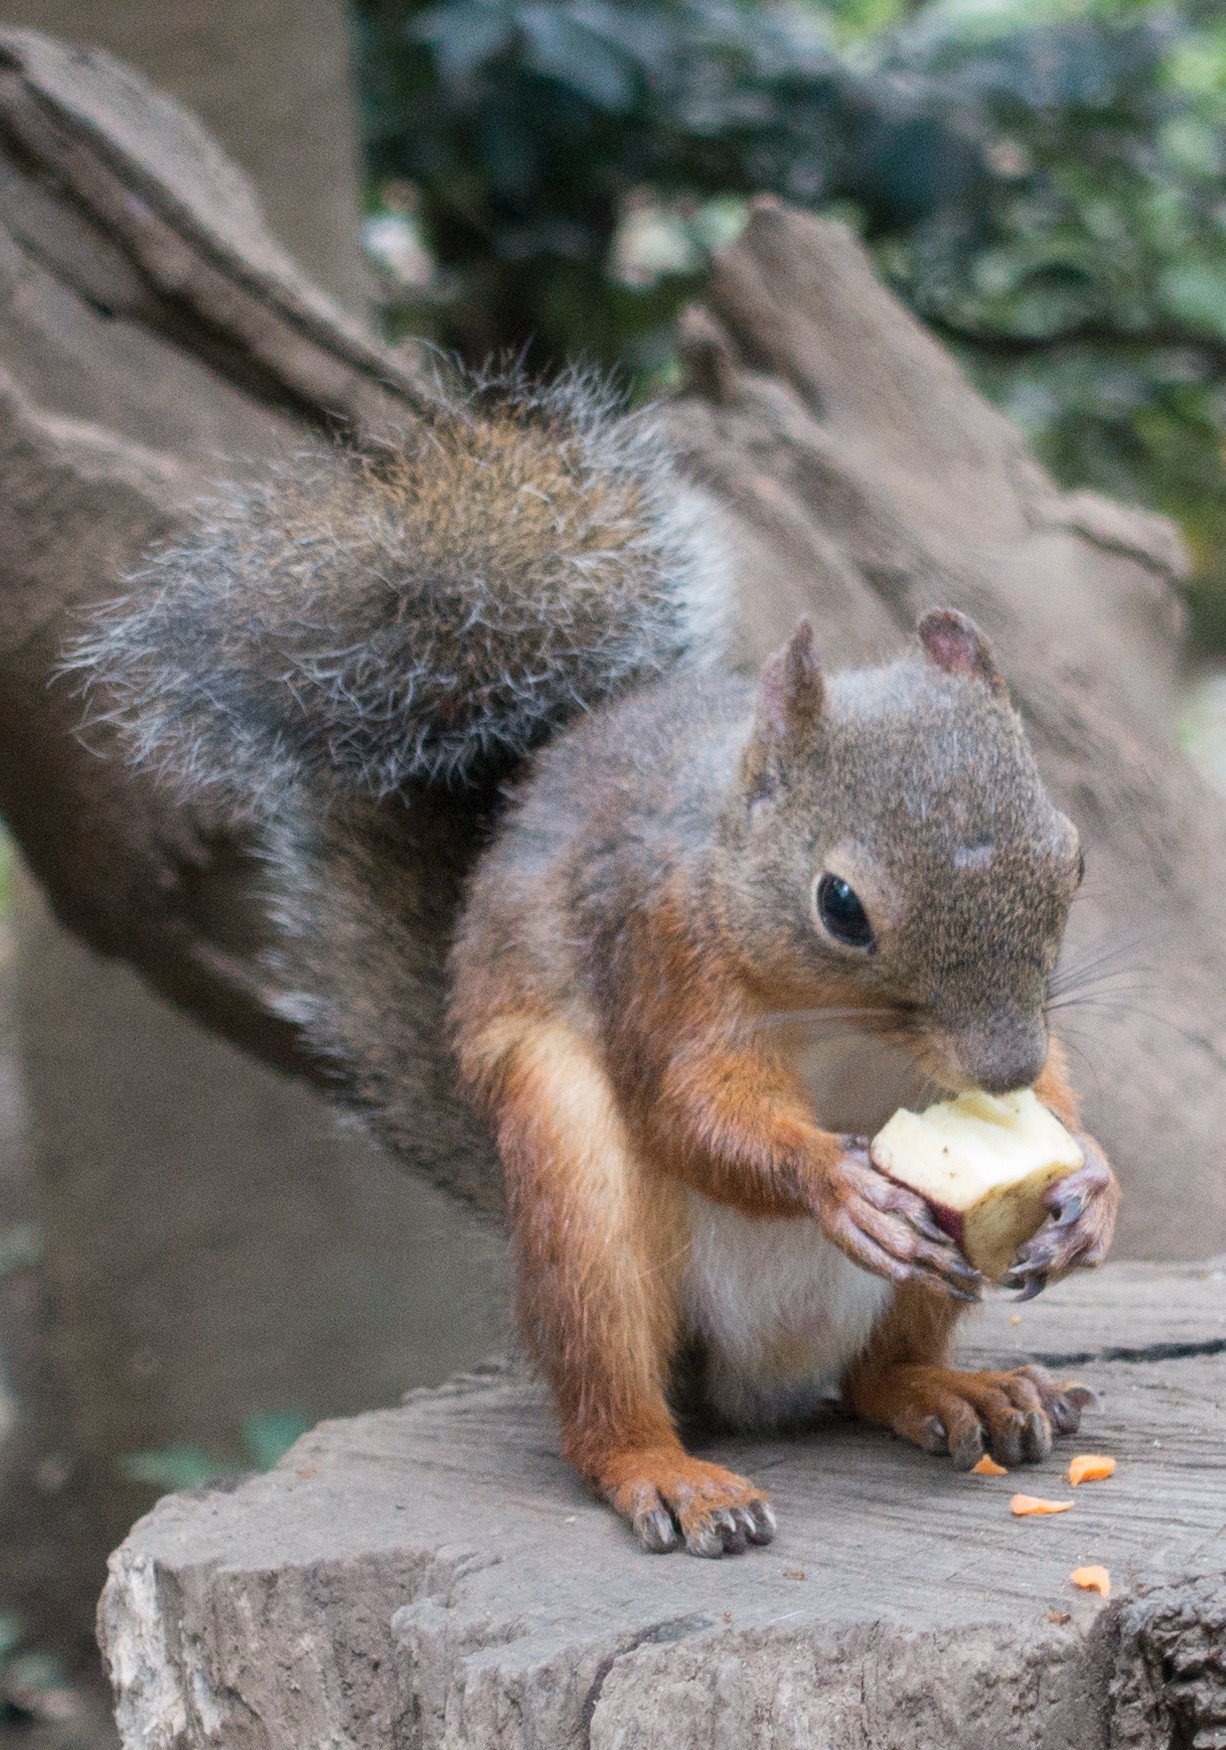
[70,369,731,807]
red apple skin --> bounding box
[929,1202,966,1250]
[880,1170,967,1250]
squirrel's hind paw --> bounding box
[855,1363,1097,1470]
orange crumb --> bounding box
[1009,1314,1022,1326]
[1069,1565,1111,1598]
[1047,1610,1072,1624]
[1068,1454,1116,1486]
[971,1455,1008,1477]
[1011,1494,1073,1516]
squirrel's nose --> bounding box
[954,1021,1049,1096]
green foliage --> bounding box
[118,1412,311,1493]
[241,1410,313,1471]
[119,1443,229,1491]
[354,0,1226,645]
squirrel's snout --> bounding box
[971,1062,1046,1097]
[953,1025,1049,1098]
[924,1009,1049,1097]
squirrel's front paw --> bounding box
[818,1139,983,1302]
[601,1449,776,1557]
[1001,1133,1119,1300]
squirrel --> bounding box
[74,367,1119,1558]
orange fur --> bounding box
[461,1010,775,1546]
[845,1282,1094,1468]
[1034,1037,1080,1128]
[464,1014,678,1440]
[466,1013,677,1465]
[602,888,849,1218]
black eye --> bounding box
[816,873,875,950]
[1075,847,1086,888]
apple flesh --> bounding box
[870,1089,1084,1281]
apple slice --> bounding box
[870,1090,1084,1281]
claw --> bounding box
[950,1421,986,1471]
[636,1505,681,1553]
[1021,1409,1052,1462]
[991,1411,1027,1468]
[746,1500,777,1544]
[934,1279,983,1305]
[1062,1384,1100,1411]
[1012,1271,1048,1302]
[712,1508,749,1555]
[1049,1394,1080,1435]
[918,1414,949,1454]
[686,1518,728,1559]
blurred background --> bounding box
[0,0,1222,1742]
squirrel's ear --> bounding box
[758,618,825,745]
[916,609,1007,697]
[744,620,825,801]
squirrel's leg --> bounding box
[467,1013,776,1557]
[842,1284,1097,1469]
[1000,1040,1120,1299]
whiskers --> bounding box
[1046,933,1197,1060]
[1047,936,1153,1005]
[752,1008,895,1029]
[753,1003,922,1049]
[754,1000,943,1081]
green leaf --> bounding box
[242,1412,312,1470]
[519,7,638,111]
[3,1648,67,1698]
[119,1445,228,1491]
[1160,259,1226,339]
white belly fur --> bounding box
[682,1032,925,1428]
[683,1192,895,1427]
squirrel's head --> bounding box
[721,611,1082,1096]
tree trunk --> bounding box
[98,1262,1226,1749]
[0,19,505,1651]
[2,0,368,312]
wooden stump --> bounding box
[99,1262,1226,1749]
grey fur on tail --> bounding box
[67,368,731,809]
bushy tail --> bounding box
[68,368,730,810]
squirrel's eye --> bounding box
[1075,847,1086,888]
[816,873,875,950]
